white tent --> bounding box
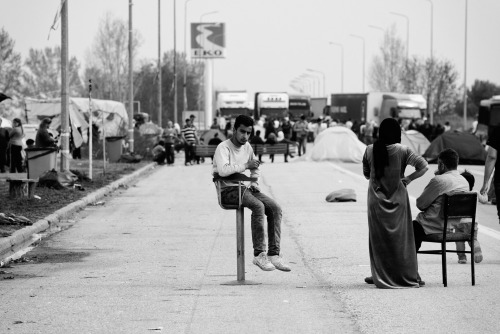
[309,126,367,163]
[26,98,129,148]
[401,130,431,156]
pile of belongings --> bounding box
[38,169,78,189]
[325,189,357,202]
[0,212,32,226]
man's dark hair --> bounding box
[185,118,190,123]
[461,169,475,191]
[438,148,459,170]
[233,115,254,130]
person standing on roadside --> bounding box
[362,118,428,288]
[480,126,500,224]
[163,120,176,165]
[0,118,9,173]
[8,118,24,173]
[213,114,291,272]
[293,115,308,156]
[181,118,197,166]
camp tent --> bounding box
[401,130,431,156]
[309,126,367,163]
[26,98,129,148]
[423,130,487,165]
[199,128,226,144]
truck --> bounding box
[215,91,251,119]
[288,94,311,121]
[310,97,328,119]
[254,92,289,120]
[330,92,426,125]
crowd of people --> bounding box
[0,117,57,173]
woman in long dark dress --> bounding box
[362,118,428,289]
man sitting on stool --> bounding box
[212,115,291,272]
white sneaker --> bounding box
[253,252,275,271]
[269,255,291,272]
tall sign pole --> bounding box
[60,0,70,171]
[157,0,162,127]
[128,0,134,152]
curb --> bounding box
[0,162,156,264]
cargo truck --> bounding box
[330,92,426,124]
[288,94,311,121]
[254,92,289,120]
[215,91,251,119]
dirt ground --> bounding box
[0,159,151,238]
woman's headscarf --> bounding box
[373,118,401,179]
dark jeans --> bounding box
[0,147,6,172]
[184,142,195,164]
[165,143,175,164]
[221,186,282,256]
[297,135,307,156]
[494,174,500,221]
[413,220,426,252]
[153,151,167,164]
[9,145,23,173]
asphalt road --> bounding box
[1,152,499,333]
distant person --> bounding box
[293,115,308,156]
[9,118,25,173]
[213,115,291,272]
[35,118,57,148]
[362,118,428,288]
[250,129,265,163]
[265,132,277,163]
[0,118,9,173]
[152,140,167,165]
[210,118,219,130]
[163,120,177,165]
[281,116,293,140]
[413,149,469,281]
[181,118,197,166]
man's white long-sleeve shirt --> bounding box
[212,139,260,188]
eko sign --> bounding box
[191,23,225,58]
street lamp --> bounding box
[423,0,434,125]
[200,10,218,22]
[390,11,410,60]
[183,0,193,112]
[350,34,366,92]
[307,68,326,97]
[424,0,433,60]
[368,24,384,33]
[328,42,344,93]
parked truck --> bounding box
[215,91,251,119]
[330,92,426,124]
[254,92,289,120]
[288,94,311,121]
[311,97,328,119]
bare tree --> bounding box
[432,59,459,115]
[368,25,406,92]
[85,12,142,102]
[0,28,22,96]
[23,46,83,98]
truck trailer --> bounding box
[254,92,289,120]
[330,92,426,124]
[215,91,251,119]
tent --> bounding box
[309,126,367,163]
[401,130,431,156]
[26,98,129,148]
[423,130,487,165]
[199,128,226,144]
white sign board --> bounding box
[191,23,225,58]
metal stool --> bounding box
[213,173,261,285]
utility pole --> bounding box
[128,0,134,152]
[173,0,178,125]
[157,0,162,127]
[60,0,70,171]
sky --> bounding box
[2,0,500,99]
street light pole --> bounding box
[424,0,434,125]
[157,0,162,127]
[463,0,468,130]
[183,0,192,113]
[390,11,410,60]
[350,34,366,92]
[307,68,326,97]
[329,42,344,93]
[173,0,178,125]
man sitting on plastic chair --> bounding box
[212,115,291,272]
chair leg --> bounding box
[236,208,245,282]
[442,242,447,287]
[471,238,475,286]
